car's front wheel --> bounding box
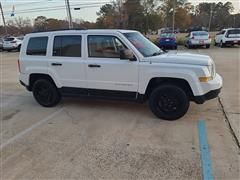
[149,85,190,120]
[220,41,225,48]
[32,79,61,107]
[18,45,21,52]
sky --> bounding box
[0,0,239,24]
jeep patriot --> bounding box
[19,29,223,120]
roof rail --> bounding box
[31,28,87,33]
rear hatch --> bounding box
[226,29,240,40]
[4,37,16,46]
[192,31,209,40]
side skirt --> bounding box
[59,87,146,103]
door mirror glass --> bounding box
[120,49,136,61]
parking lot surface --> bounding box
[0,46,239,179]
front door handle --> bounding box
[88,64,101,68]
[51,63,62,66]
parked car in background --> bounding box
[157,33,177,49]
[3,37,23,52]
[185,31,211,49]
[214,28,240,47]
[0,38,3,50]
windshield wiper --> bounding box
[151,50,166,57]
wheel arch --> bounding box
[144,77,194,100]
[29,73,56,91]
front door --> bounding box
[85,35,139,97]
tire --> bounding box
[18,45,21,52]
[149,85,190,120]
[7,50,12,52]
[220,41,225,48]
[206,44,210,49]
[187,43,192,49]
[32,79,61,107]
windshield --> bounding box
[160,33,176,38]
[123,32,163,57]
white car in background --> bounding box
[3,37,23,52]
[214,28,240,47]
[185,31,211,49]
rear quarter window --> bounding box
[27,37,48,56]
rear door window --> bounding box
[53,35,82,57]
[27,37,48,56]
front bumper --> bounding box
[193,73,223,104]
[194,88,221,104]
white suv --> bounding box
[19,29,223,120]
[3,36,23,51]
[214,28,240,47]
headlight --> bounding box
[207,63,216,79]
[199,63,216,82]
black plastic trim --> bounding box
[20,80,31,91]
[59,87,140,102]
[194,88,221,104]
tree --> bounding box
[6,17,33,35]
[194,2,234,30]
[34,16,48,31]
[96,3,117,28]
[158,0,187,27]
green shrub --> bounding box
[176,36,185,45]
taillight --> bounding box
[209,35,211,39]
[11,41,17,43]
[18,59,21,73]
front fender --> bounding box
[139,63,205,96]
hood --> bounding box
[146,52,212,66]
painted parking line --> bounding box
[0,108,63,150]
[198,120,214,180]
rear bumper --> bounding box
[190,40,211,46]
[194,88,221,104]
[3,46,18,50]
[225,40,240,45]
[20,80,31,91]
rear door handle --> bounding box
[88,64,101,68]
[51,63,62,66]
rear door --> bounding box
[48,35,86,90]
[85,34,139,98]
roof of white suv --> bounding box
[27,29,138,36]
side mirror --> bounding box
[120,49,136,61]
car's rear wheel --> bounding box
[206,44,210,49]
[32,79,61,107]
[149,85,190,120]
